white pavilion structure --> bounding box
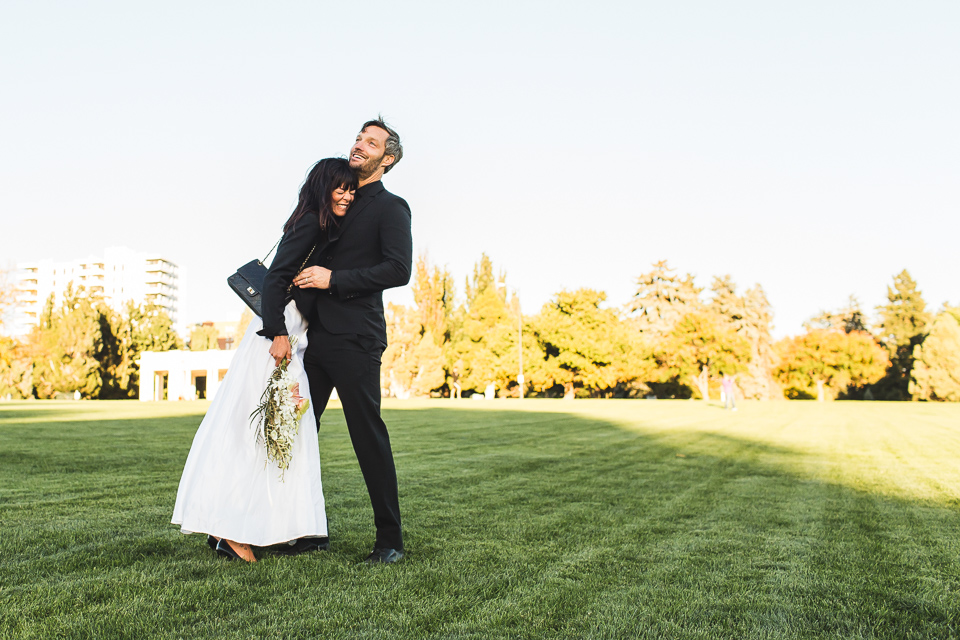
[139,349,237,401]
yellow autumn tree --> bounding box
[909,311,960,401]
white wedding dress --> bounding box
[172,301,327,546]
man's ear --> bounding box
[380,154,395,169]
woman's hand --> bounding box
[269,336,292,366]
[294,266,332,289]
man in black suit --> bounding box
[261,118,411,564]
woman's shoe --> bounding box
[216,538,257,562]
[207,535,219,553]
[215,538,238,561]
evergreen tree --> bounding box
[709,276,780,399]
[8,285,181,399]
[909,311,960,401]
[381,303,445,398]
[409,329,446,396]
[412,253,455,345]
[101,302,182,398]
[454,285,514,394]
[97,306,125,398]
[804,295,868,334]
[381,304,447,398]
[450,255,520,396]
[411,253,457,392]
[39,292,55,329]
[628,260,701,334]
[382,303,418,398]
[24,284,105,398]
[875,270,931,400]
[382,255,463,398]
[464,253,498,306]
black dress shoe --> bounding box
[364,548,404,564]
[206,535,219,553]
[274,537,330,557]
[215,538,241,561]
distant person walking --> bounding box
[722,374,737,411]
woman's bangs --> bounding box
[337,165,359,190]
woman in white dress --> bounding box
[172,158,359,562]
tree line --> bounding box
[0,284,182,399]
[1,259,957,401]
[382,255,960,401]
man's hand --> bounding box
[269,336,292,366]
[294,266,332,290]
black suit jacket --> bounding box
[259,180,412,346]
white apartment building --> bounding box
[13,246,180,335]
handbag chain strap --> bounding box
[261,236,317,293]
[286,244,317,294]
[260,237,282,265]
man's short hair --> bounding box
[361,116,403,173]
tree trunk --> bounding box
[690,365,710,401]
[816,379,825,402]
[563,381,575,400]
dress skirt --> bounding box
[171,301,327,546]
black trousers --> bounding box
[303,324,403,551]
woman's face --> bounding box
[331,184,356,217]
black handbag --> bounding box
[228,239,315,317]
[227,258,270,317]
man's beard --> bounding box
[354,152,384,180]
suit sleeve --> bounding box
[334,197,412,298]
[257,215,320,338]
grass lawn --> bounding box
[2,399,959,639]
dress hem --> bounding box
[171,521,328,547]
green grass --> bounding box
[2,399,960,639]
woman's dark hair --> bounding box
[283,158,359,233]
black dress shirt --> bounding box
[258,180,412,345]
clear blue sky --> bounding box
[2,1,957,336]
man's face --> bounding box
[350,127,392,178]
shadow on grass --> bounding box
[1,402,958,639]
